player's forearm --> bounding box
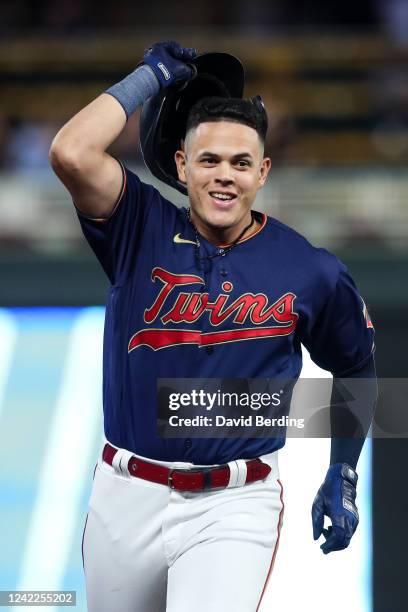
[329,355,377,468]
[50,65,159,167]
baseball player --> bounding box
[49,41,377,612]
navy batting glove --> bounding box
[312,463,359,554]
[142,41,197,89]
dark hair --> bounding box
[185,96,268,143]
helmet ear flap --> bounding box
[139,52,245,195]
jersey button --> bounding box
[185,439,192,449]
[220,269,228,277]
[206,346,214,355]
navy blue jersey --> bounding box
[76,162,375,464]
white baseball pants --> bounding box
[82,442,284,612]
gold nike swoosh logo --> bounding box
[173,233,196,245]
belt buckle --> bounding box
[167,468,190,489]
[167,466,213,491]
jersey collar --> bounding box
[217,211,267,248]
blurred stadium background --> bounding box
[0,1,407,611]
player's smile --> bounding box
[208,189,238,210]
[175,120,271,244]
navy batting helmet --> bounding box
[139,52,245,195]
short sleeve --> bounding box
[301,262,375,376]
[75,162,158,286]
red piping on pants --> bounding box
[82,463,98,572]
[256,478,285,611]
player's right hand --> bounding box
[142,41,197,89]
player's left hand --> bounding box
[312,463,359,554]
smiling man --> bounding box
[49,41,376,612]
[175,103,271,243]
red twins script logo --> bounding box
[128,267,299,351]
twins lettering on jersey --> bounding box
[128,267,299,352]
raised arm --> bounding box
[49,92,129,218]
[49,41,197,219]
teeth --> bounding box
[211,193,234,200]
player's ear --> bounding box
[258,156,271,187]
[175,146,187,184]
